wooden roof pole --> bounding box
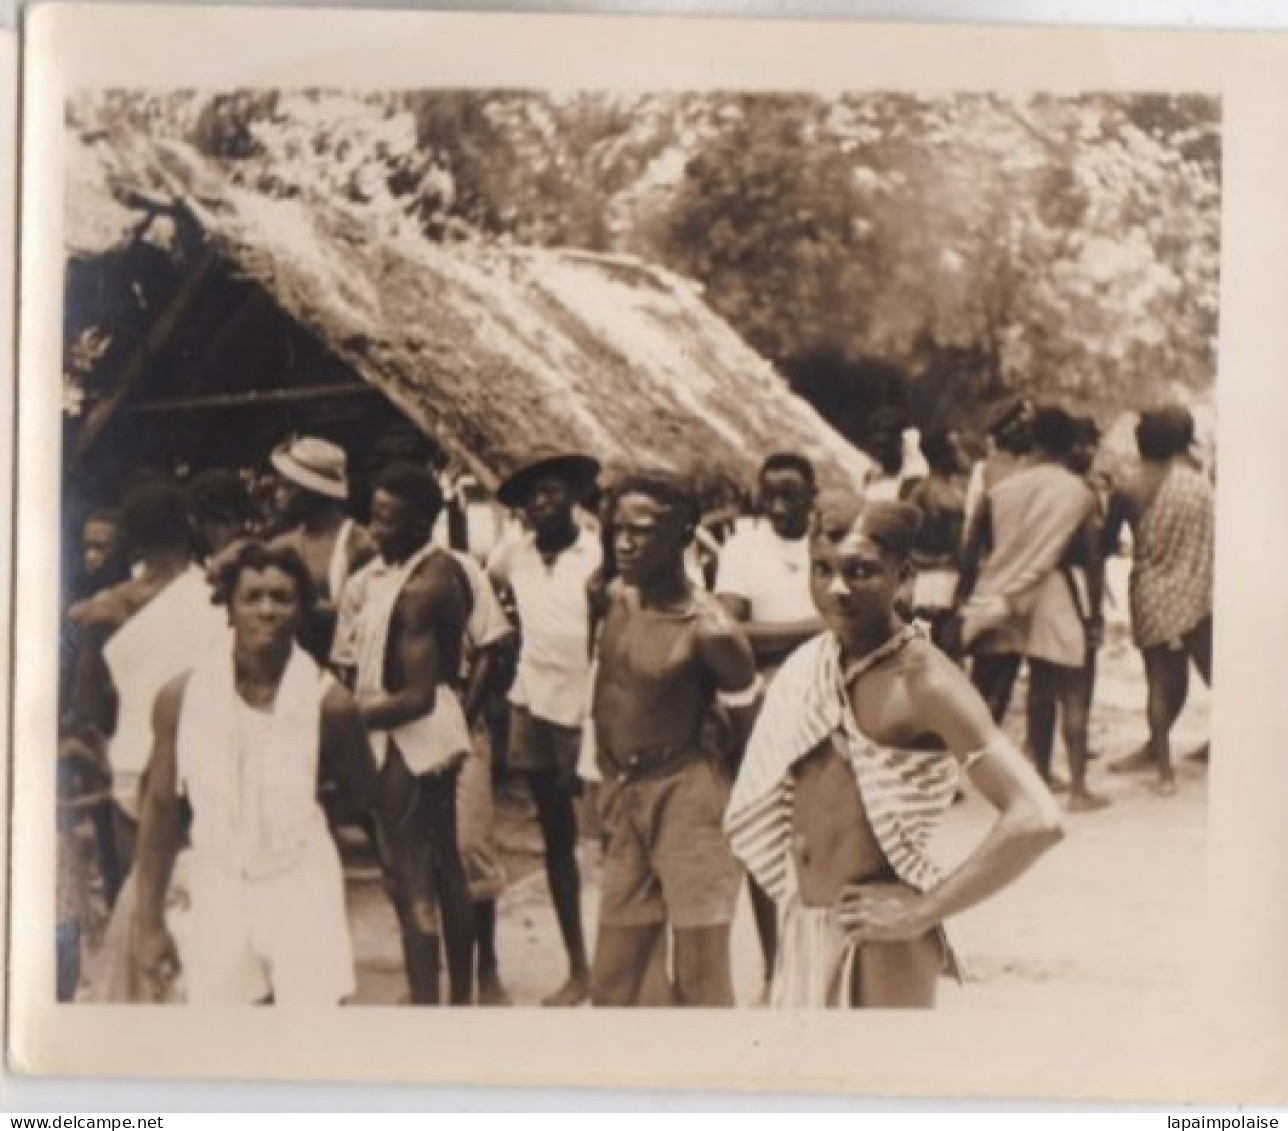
[70,239,220,467]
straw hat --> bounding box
[270,437,349,501]
[496,448,601,509]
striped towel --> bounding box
[725,624,960,903]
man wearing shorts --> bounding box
[491,450,602,1006]
[130,542,385,1004]
[590,471,760,1007]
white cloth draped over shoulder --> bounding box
[101,565,228,813]
[352,544,472,775]
[177,642,332,879]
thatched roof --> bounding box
[65,123,874,490]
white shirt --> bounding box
[102,566,227,809]
[714,520,816,624]
[495,527,601,728]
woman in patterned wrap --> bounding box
[1103,406,1215,794]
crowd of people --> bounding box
[53,396,1215,1009]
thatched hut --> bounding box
[63,119,873,507]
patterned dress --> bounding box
[1130,465,1215,650]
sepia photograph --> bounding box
[54,81,1220,1013]
[8,5,1288,1101]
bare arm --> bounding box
[908,657,1064,925]
[134,676,191,932]
[320,684,383,816]
[840,654,1063,942]
[462,642,503,729]
[694,601,762,755]
[355,572,452,731]
[716,593,823,668]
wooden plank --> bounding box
[131,382,381,414]
[70,239,221,466]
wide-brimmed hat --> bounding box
[496,448,600,508]
[270,437,349,501]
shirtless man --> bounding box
[130,541,385,1004]
[590,471,760,1007]
[351,462,477,1005]
[727,494,1063,1007]
[715,452,823,996]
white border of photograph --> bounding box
[9,4,1288,1102]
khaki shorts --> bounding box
[598,758,741,931]
[508,707,582,785]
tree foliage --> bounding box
[72,87,1221,430]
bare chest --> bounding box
[599,603,701,691]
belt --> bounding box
[600,742,698,784]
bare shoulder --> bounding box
[895,635,957,687]
[403,552,468,605]
[898,636,980,710]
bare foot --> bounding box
[1152,775,1178,797]
[1068,790,1111,813]
[1041,773,1070,794]
[1186,743,1210,764]
[1109,746,1155,774]
[542,975,590,1007]
[478,973,512,1007]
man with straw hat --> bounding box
[490,447,601,1007]
[269,436,375,665]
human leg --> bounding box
[650,761,741,1005]
[970,652,1022,723]
[528,769,590,1002]
[1056,663,1108,811]
[671,925,735,1007]
[379,750,443,1004]
[590,924,665,1006]
[1141,644,1189,794]
[1025,659,1060,785]
[509,708,589,1002]
[419,763,476,1006]
[1186,616,1213,686]
[457,736,509,1004]
[850,933,942,1008]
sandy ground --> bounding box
[345,563,1212,1010]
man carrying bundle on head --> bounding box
[588,470,761,1008]
[726,493,1063,1008]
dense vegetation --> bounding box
[72,88,1220,447]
